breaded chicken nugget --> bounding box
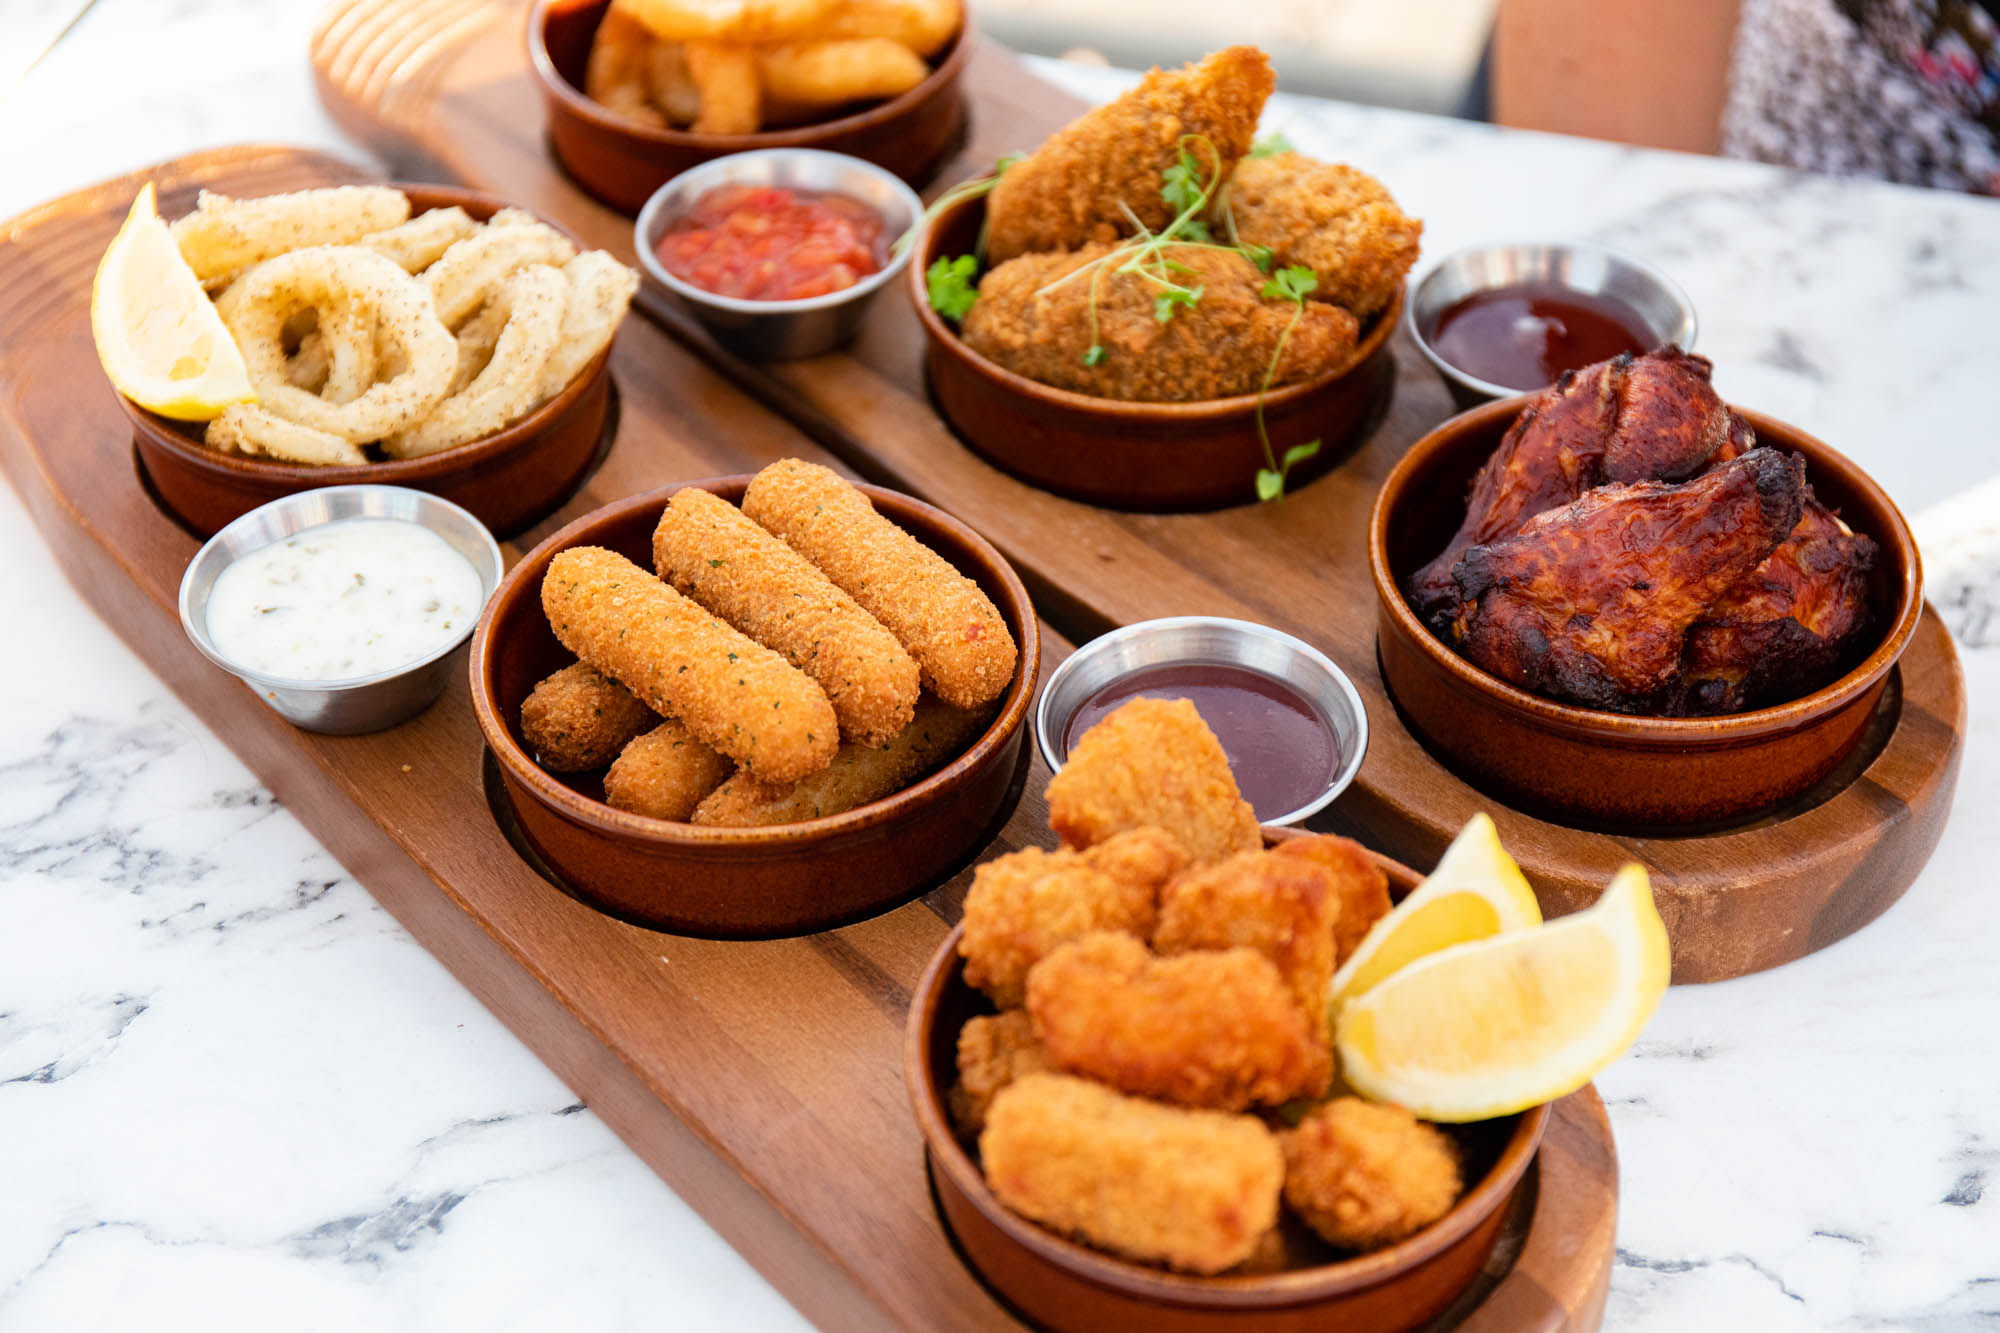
[741,460,1017,709]
[603,719,733,821]
[1046,697,1261,869]
[950,1009,1052,1139]
[1271,834,1392,967]
[541,547,838,784]
[1026,931,1329,1109]
[1223,154,1423,321]
[961,243,1359,402]
[959,827,1187,1007]
[1154,845,1341,1044]
[984,46,1275,263]
[1279,1098,1462,1251]
[689,693,987,825]
[654,486,920,747]
[981,1073,1283,1274]
[520,661,658,772]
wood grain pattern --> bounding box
[310,0,1966,984]
[0,146,1615,1329]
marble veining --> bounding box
[0,9,1996,1331]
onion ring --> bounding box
[424,223,577,328]
[205,404,366,466]
[537,251,638,401]
[384,264,568,458]
[172,186,409,286]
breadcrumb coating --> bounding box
[1222,154,1422,321]
[602,718,733,821]
[1046,697,1261,868]
[520,661,658,772]
[1279,1098,1462,1251]
[950,1009,1053,1138]
[1270,834,1392,967]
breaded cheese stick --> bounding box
[981,1073,1283,1275]
[540,546,837,784]
[603,719,733,821]
[741,460,1017,710]
[653,486,919,748]
[689,693,987,826]
[520,661,658,772]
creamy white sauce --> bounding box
[205,517,485,681]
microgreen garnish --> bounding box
[1249,131,1295,159]
[927,255,980,321]
[1262,264,1317,304]
[1154,285,1203,322]
[1082,345,1106,367]
[1252,264,1323,502]
[1160,143,1207,214]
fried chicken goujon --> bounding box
[984,46,1275,263]
[1222,154,1423,321]
[980,1073,1283,1274]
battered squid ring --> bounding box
[423,222,577,328]
[171,186,410,287]
[220,247,456,443]
[384,264,569,459]
[536,251,640,401]
[205,404,366,467]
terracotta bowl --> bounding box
[529,0,972,216]
[905,843,1551,1333]
[909,192,1400,512]
[1371,398,1924,831]
[125,185,613,540]
[469,475,1039,937]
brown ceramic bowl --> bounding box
[529,0,972,216]
[910,192,1400,512]
[1371,398,1924,831]
[124,185,613,539]
[469,475,1039,937]
[905,843,1550,1333]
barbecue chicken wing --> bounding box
[1449,449,1807,713]
[1411,348,1754,628]
[1674,495,1877,714]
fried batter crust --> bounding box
[520,661,658,772]
[1222,154,1421,320]
[1269,834,1392,968]
[602,718,733,821]
[1279,1098,1462,1252]
[950,1009,1053,1138]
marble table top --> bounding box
[2,3,1996,1329]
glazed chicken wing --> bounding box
[1410,348,1754,628]
[1449,449,1808,713]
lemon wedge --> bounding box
[1334,864,1670,1122]
[90,183,254,420]
[1327,813,1542,1020]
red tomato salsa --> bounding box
[655,184,887,302]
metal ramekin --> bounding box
[1406,242,1698,408]
[178,485,504,735]
[1034,617,1370,826]
[633,148,924,360]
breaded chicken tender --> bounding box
[742,460,1018,710]
[1154,844,1341,1044]
[960,243,1359,402]
[519,661,658,772]
[541,547,838,784]
[1223,154,1422,321]
[950,1009,1053,1138]
[1047,697,1261,869]
[653,486,920,748]
[602,719,733,821]
[984,46,1275,263]
[1026,931,1330,1109]
[1271,834,1392,967]
[1279,1098,1462,1252]
[959,827,1187,1007]
[689,693,988,825]
[981,1073,1283,1274]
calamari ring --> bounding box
[172,186,409,286]
[356,206,480,274]
[424,222,577,328]
[221,247,456,443]
[385,264,568,459]
[205,404,366,467]
[535,251,638,401]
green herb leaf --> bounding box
[926,255,980,321]
[1243,242,1275,273]
[1249,131,1295,159]
[1261,264,1317,305]
[994,152,1024,175]
[1081,344,1107,367]
[1255,468,1284,502]
[1160,144,1204,214]
[1282,439,1322,471]
[1153,285,1204,323]
[1179,218,1214,245]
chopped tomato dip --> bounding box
[655,184,886,302]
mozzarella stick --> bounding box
[540,547,838,784]
[653,486,919,748]
[520,661,658,772]
[603,719,733,821]
[741,460,1018,709]
[690,693,989,826]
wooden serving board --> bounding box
[309,0,1967,985]
[1,146,1616,1330]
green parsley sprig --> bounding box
[1253,264,1323,501]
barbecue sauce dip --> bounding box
[1062,664,1337,820]
[1427,282,1652,391]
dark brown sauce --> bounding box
[1428,282,1652,391]
[1062,664,1337,820]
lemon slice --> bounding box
[1335,864,1670,1122]
[91,183,254,420]
[1328,813,1542,1020]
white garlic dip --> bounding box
[205,517,486,681]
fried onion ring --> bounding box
[424,223,578,328]
[384,264,568,458]
[205,404,366,466]
[172,186,410,286]
[222,247,455,443]
[537,251,638,401]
